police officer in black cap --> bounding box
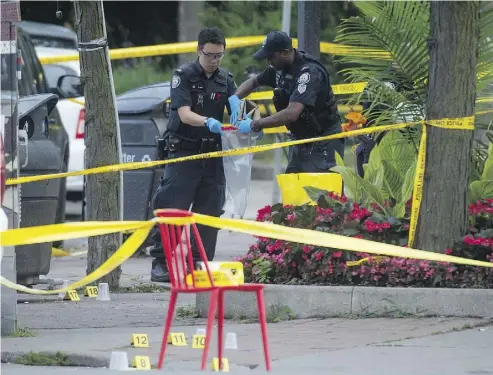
[231,31,344,173]
[149,27,240,282]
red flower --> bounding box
[302,246,313,254]
[256,205,272,221]
[313,251,324,261]
[316,206,333,216]
[349,203,371,221]
[364,219,392,233]
[444,248,452,255]
[332,251,343,259]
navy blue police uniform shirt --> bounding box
[255,54,326,109]
[170,59,237,116]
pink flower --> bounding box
[332,251,343,259]
[286,213,296,222]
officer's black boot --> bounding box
[151,258,170,283]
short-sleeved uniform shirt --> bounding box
[170,59,237,117]
[255,50,327,110]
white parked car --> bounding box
[34,46,85,203]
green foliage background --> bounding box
[199,1,358,84]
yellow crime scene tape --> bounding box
[38,36,391,65]
[247,82,368,101]
[407,116,476,247]
[1,208,493,295]
[6,122,415,186]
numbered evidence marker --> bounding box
[63,289,80,301]
[211,357,230,372]
[132,356,151,370]
[192,334,206,349]
[131,334,149,348]
[167,332,187,346]
[84,286,98,297]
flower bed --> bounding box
[237,193,493,288]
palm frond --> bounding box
[478,3,493,93]
[335,0,492,131]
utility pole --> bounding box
[271,0,292,205]
[297,0,321,59]
[73,1,123,288]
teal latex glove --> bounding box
[228,95,242,125]
[205,118,223,135]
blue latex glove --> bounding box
[228,95,242,125]
[237,117,252,134]
[205,118,223,135]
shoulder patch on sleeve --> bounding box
[171,74,181,88]
[297,71,311,84]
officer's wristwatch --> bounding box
[203,118,209,127]
[250,120,261,133]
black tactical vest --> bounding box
[273,51,340,139]
[167,60,231,140]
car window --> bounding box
[43,64,78,89]
[30,36,77,50]
[17,35,36,96]
[22,34,48,94]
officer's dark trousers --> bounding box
[286,125,345,173]
[149,149,225,263]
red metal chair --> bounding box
[154,209,271,371]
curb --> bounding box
[195,285,493,319]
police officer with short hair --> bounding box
[231,31,344,173]
[149,27,240,282]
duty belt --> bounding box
[170,134,221,154]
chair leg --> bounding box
[256,289,272,371]
[201,289,219,371]
[217,290,225,370]
[157,290,178,370]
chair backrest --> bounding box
[155,209,215,289]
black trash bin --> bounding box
[116,83,171,222]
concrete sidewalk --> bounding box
[1,292,493,375]
[2,289,492,374]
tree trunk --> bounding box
[74,1,123,287]
[415,1,479,252]
[178,1,204,65]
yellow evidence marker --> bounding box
[84,285,98,297]
[132,356,151,370]
[131,334,149,348]
[211,357,230,372]
[192,334,206,349]
[63,290,80,301]
[167,332,187,346]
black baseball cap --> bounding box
[253,31,292,60]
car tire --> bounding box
[53,159,67,249]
